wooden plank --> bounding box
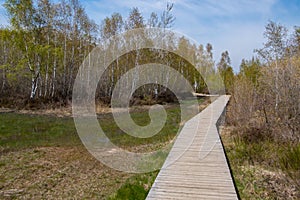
[192,92,220,97]
[146,95,238,199]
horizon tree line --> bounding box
[0,0,233,105]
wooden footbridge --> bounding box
[147,95,238,199]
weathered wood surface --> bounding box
[192,92,220,97]
[147,95,238,199]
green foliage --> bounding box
[217,50,234,94]
[125,7,146,30]
[239,57,261,86]
[220,66,234,93]
[4,0,36,30]
[0,1,218,103]
[1,0,98,100]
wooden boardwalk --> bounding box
[147,95,238,199]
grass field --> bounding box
[2,97,298,199]
[0,99,204,199]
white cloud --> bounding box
[113,0,166,11]
[173,0,276,18]
[166,0,279,71]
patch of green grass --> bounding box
[108,171,158,200]
[279,143,300,190]
[1,97,205,150]
[100,105,181,149]
[0,102,198,152]
[279,143,300,172]
[0,113,80,150]
[100,101,201,151]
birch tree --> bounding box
[4,0,42,99]
[255,21,288,112]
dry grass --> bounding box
[0,146,131,199]
[220,126,300,199]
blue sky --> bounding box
[1,0,300,72]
